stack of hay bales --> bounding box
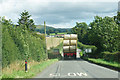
[63,34,77,53]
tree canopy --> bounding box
[18,10,36,31]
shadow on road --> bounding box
[59,58,85,61]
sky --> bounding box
[0,0,119,28]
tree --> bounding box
[49,29,54,33]
[47,31,50,35]
[18,10,36,31]
[0,16,12,25]
[88,16,119,52]
[114,12,120,51]
[55,31,58,35]
[71,22,88,44]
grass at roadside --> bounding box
[2,59,58,79]
[87,58,119,68]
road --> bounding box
[34,49,118,79]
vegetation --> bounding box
[1,11,47,69]
[99,51,119,62]
[18,10,36,31]
[78,42,97,53]
[72,12,120,66]
[2,59,58,78]
[35,25,71,35]
[50,32,67,35]
[88,16,119,53]
[87,58,119,69]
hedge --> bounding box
[99,51,120,62]
[78,42,97,53]
[2,24,47,68]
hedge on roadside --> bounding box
[99,51,120,62]
[78,42,97,53]
[2,24,47,68]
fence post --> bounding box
[25,60,27,72]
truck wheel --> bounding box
[64,56,66,60]
[74,55,76,59]
[64,57,66,60]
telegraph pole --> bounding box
[44,21,48,59]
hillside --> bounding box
[35,25,71,34]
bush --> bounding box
[100,51,120,62]
[80,51,83,57]
[2,25,20,67]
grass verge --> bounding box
[88,58,119,68]
[2,59,58,79]
[83,57,119,71]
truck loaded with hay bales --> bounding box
[63,34,77,59]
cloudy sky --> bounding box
[0,0,119,28]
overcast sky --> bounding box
[0,0,119,28]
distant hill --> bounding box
[35,25,72,34]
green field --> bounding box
[50,32,67,35]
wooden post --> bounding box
[44,21,48,59]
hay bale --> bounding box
[70,46,76,50]
[63,46,69,52]
[70,40,77,45]
[70,34,77,40]
[63,40,70,46]
[70,46,76,52]
[64,34,70,40]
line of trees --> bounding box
[72,12,120,59]
[1,11,47,68]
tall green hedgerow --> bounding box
[2,24,47,68]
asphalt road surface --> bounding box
[35,59,118,78]
[34,49,118,79]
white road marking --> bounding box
[50,72,88,77]
[76,72,87,76]
[68,73,77,76]
[49,73,60,77]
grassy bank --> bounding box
[88,58,119,68]
[2,59,58,79]
[46,37,63,50]
[83,57,119,71]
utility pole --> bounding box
[44,21,48,59]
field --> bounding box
[46,37,63,50]
[50,32,67,35]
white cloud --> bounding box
[0,0,118,28]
